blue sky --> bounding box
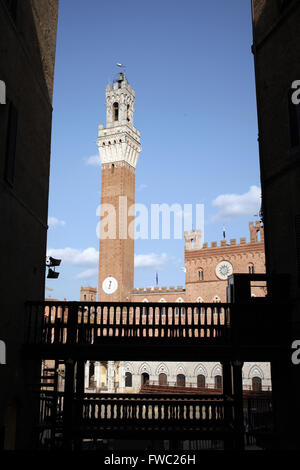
[46,0,261,300]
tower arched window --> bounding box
[113,102,119,121]
[127,104,130,121]
[198,269,204,281]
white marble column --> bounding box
[84,361,90,391]
[107,360,115,392]
[118,361,125,393]
[94,361,101,390]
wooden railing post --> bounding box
[74,360,85,450]
[63,358,75,449]
[232,360,244,450]
[67,302,78,344]
[222,360,234,449]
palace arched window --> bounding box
[176,374,186,387]
[248,264,255,274]
[125,372,132,387]
[141,373,149,385]
[215,375,222,389]
[252,376,262,391]
[159,373,167,386]
[113,102,119,121]
[197,374,206,388]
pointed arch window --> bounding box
[159,373,167,385]
[141,373,149,385]
[215,375,222,389]
[125,372,132,387]
[197,374,206,388]
[113,102,119,121]
[176,374,186,387]
[252,376,262,391]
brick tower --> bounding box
[96,72,141,301]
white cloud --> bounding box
[134,253,168,269]
[76,268,98,279]
[211,185,261,220]
[47,248,169,273]
[137,183,148,191]
[85,154,101,166]
[47,247,99,267]
[48,217,66,229]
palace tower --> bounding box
[96,72,141,301]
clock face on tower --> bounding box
[215,261,233,280]
[102,276,118,294]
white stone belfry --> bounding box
[96,72,141,168]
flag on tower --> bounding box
[223,226,226,239]
[156,272,158,286]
